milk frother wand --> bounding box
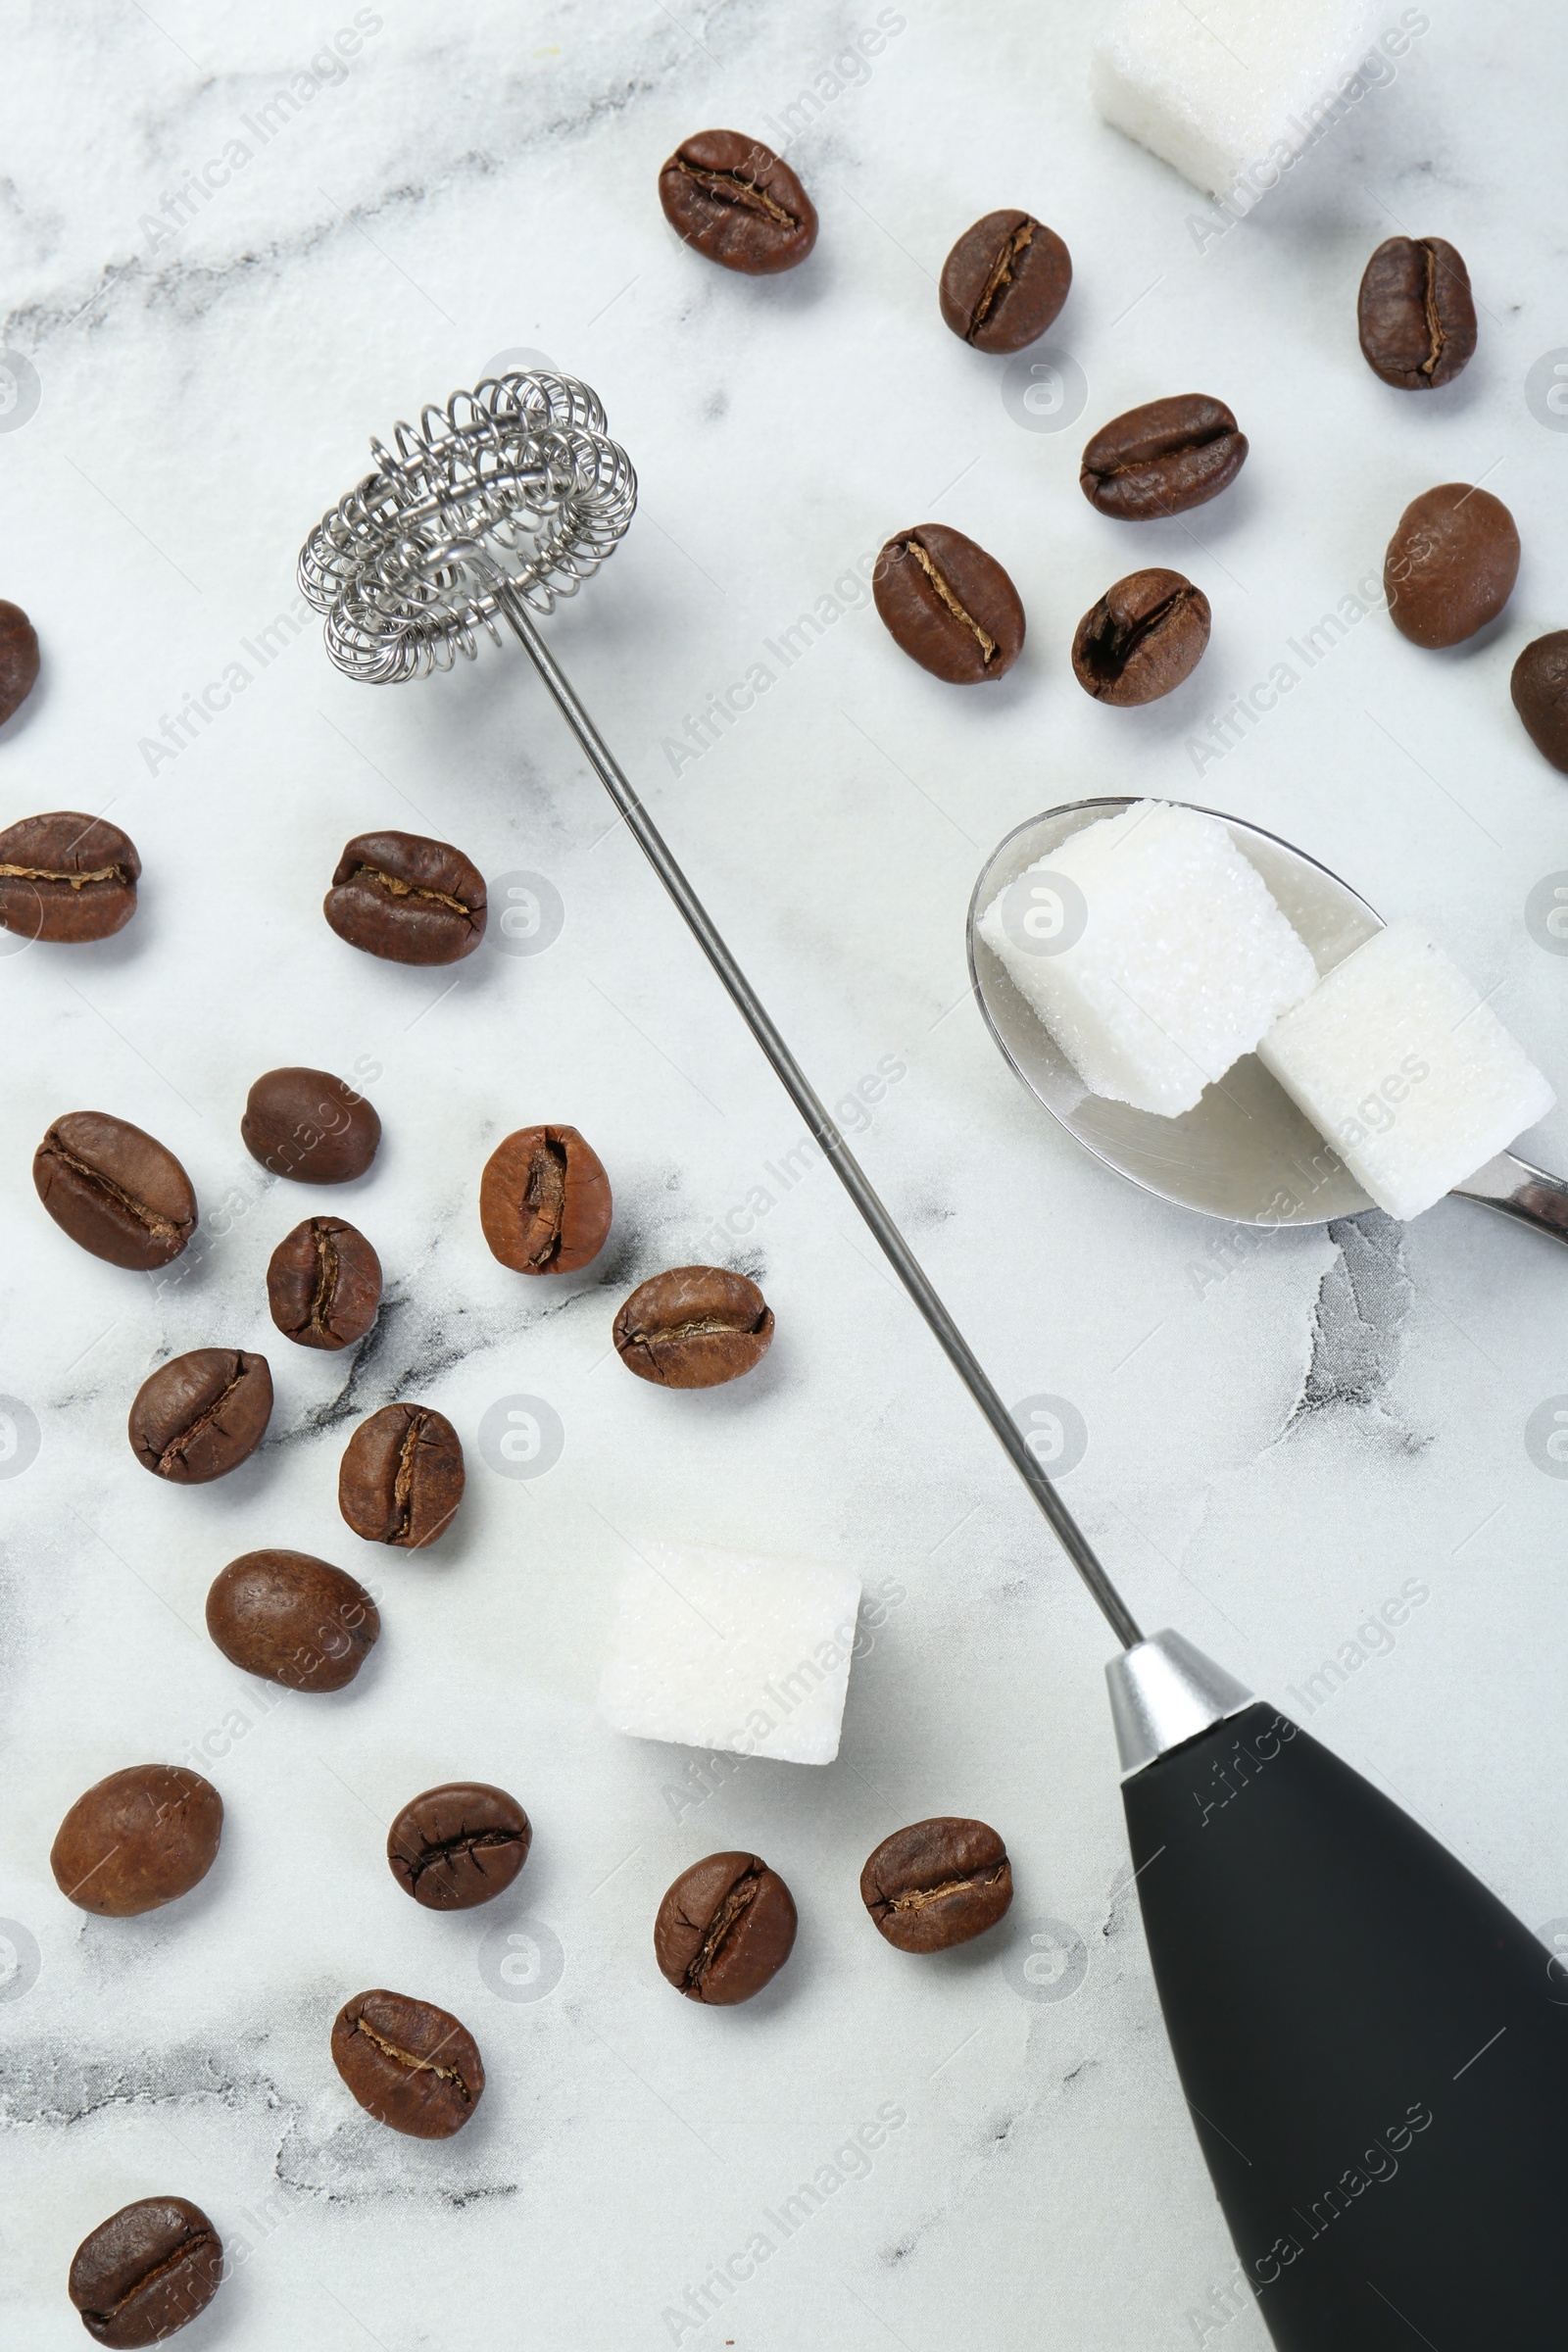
[300,372,1568,2350]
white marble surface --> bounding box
[3,3,1568,2345]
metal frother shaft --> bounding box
[491,580,1141,1648]
[298,369,1139,1648]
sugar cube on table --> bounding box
[597,1544,863,1767]
[1092,0,1380,209]
[977,801,1318,1118]
[1259,919,1556,1220]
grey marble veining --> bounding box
[3,2,1567,2345]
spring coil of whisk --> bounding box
[299,372,637,683]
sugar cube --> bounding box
[1092,0,1380,211]
[597,1544,863,1767]
[977,801,1318,1117]
[1259,919,1556,1219]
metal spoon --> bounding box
[967,797,1568,1243]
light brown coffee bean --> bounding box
[1384,483,1520,648]
[659,129,817,274]
[1081,395,1248,520]
[873,524,1025,684]
[654,1852,797,2002]
[1071,568,1210,706]
[33,1112,195,1270]
[0,600,40,726]
[1357,236,1477,390]
[338,1402,465,1547]
[940,210,1071,352]
[387,1783,531,1910]
[0,811,138,942]
[612,1266,773,1388]
[127,1348,272,1483]
[331,1987,485,2136]
[860,1817,1012,1952]
[479,1125,612,1274]
[51,1765,222,1917]
[206,1550,380,1691]
[267,1216,381,1348]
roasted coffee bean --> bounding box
[1384,483,1520,649]
[69,2196,223,2348]
[241,1066,380,1184]
[1081,395,1248,520]
[128,1348,271,1484]
[0,810,138,942]
[388,1782,532,1910]
[860,1817,1013,1952]
[51,1765,222,1918]
[659,128,817,274]
[331,1987,484,2137]
[612,1265,774,1389]
[324,829,487,965]
[339,1402,465,1547]
[206,1549,379,1691]
[873,524,1025,685]
[654,1852,797,2003]
[940,210,1071,352]
[33,1112,195,1271]
[479,1124,612,1275]
[267,1215,381,1349]
[1071,568,1210,706]
[0,599,39,726]
[1357,235,1477,390]
[1512,632,1568,774]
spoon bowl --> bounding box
[967,798,1568,1241]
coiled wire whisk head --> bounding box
[298,372,637,683]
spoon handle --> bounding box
[1449,1151,1568,1243]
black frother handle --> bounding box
[1122,1703,1568,2348]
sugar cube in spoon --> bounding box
[1092,0,1380,208]
[1259,919,1555,1219]
[977,802,1318,1118]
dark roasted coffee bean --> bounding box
[331,1986,484,2136]
[659,128,817,274]
[324,829,487,965]
[860,1816,1012,1952]
[1384,482,1519,649]
[1071,568,1210,706]
[654,1851,797,2003]
[206,1549,379,1691]
[612,1265,773,1388]
[1358,235,1477,390]
[1512,632,1568,774]
[940,210,1071,353]
[479,1124,612,1274]
[33,1112,195,1270]
[0,810,138,942]
[69,2196,223,2348]
[127,1348,272,1483]
[241,1066,380,1184]
[51,1765,222,1917]
[267,1215,381,1348]
[1081,395,1248,520]
[873,524,1025,685]
[388,1782,532,1910]
[339,1402,465,1547]
[0,599,39,726]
